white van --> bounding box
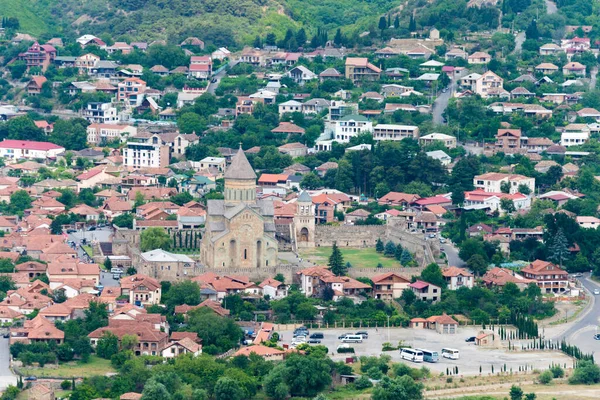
[400,348,424,363]
[341,335,363,343]
[441,348,460,360]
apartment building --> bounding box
[474,71,504,98]
[123,137,170,168]
[117,77,147,107]
[83,102,118,124]
[372,124,419,141]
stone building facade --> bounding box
[200,148,279,268]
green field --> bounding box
[19,356,115,378]
[299,247,401,268]
[2,0,48,36]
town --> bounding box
[0,0,600,398]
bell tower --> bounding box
[224,146,257,204]
[294,191,315,248]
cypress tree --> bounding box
[328,242,346,276]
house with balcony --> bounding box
[495,129,524,153]
[520,259,568,293]
[409,280,441,303]
[88,320,168,356]
[83,102,118,124]
[371,272,411,300]
[474,71,504,98]
[442,267,474,290]
[345,57,382,83]
[18,42,56,71]
[333,115,373,143]
[468,51,491,64]
[419,133,456,149]
[117,77,147,107]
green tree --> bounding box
[518,184,531,195]
[142,380,171,400]
[300,173,322,189]
[113,213,134,229]
[467,254,488,276]
[538,370,552,384]
[384,241,396,256]
[9,61,27,79]
[96,331,119,359]
[10,190,32,212]
[548,228,569,268]
[378,16,388,37]
[500,181,511,194]
[328,242,346,276]
[263,364,289,400]
[187,308,244,354]
[500,198,516,214]
[104,257,112,271]
[376,238,384,252]
[281,353,332,397]
[400,249,413,265]
[420,263,446,287]
[140,227,171,251]
[509,385,524,400]
[164,280,201,309]
[394,243,403,260]
[372,376,423,400]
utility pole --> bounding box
[387,315,390,342]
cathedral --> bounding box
[200,148,280,268]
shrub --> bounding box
[354,375,373,389]
[337,347,355,354]
[550,365,564,378]
[538,371,553,384]
[569,360,600,384]
[61,380,71,390]
[368,366,384,380]
[446,377,453,383]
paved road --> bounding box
[442,242,466,268]
[514,32,526,54]
[555,273,600,360]
[0,337,16,389]
[207,59,239,95]
[591,67,598,90]
[545,0,557,14]
[67,227,119,287]
[432,80,455,125]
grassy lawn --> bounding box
[19,356,115,378]
[82,245,93,257]
[299,247,401,268]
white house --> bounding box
[464,190,531,214]
[333,115,373,143]
[278,100,303,116]
[259,278,289,300]
[473,173,535,194]
[576,216,600,229]
[426,150,451,166]
[0,140,64,160]
[442,267,474,290]
[161,337,202,359]
[561,124,590,147]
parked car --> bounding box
[25,377,37,381]
[594,289,600,295]
[465,336,476,343]
[338,333,353,340]
[355,331,369,338]
[309,333,324,339]
[88,226,97,231]
[594,334,600,340]
[66,229,76,234]
[439,238,446,244]
[307,339,321,344]
[428,233,436,238]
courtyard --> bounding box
[298,247,401,268]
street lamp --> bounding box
[387,315,390,342]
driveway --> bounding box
[0,338,17,389]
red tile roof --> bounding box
[0,140,63,151]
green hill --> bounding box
[2,0,49,36]
[1,0,403,47]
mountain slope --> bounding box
[4,0,403,46]
[2,0,49,36]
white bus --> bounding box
[415,348,439,363]
[400,348,424,363]
[441,348,460,360]
[341,335,363,343]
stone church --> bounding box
[200,148,280,268]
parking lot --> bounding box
[279,327,572,375]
